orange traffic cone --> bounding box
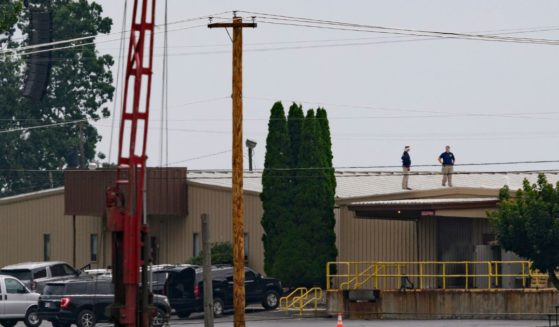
[336,313,344,327]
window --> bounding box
[96,281,113,294]
[61,264,76,275]
[33,269,47,279]
[244,232,249,260]
[90,234,98,262]
[43,234,50,261]
[5,278,26,294]
[66,283,87,295]
[192,233,200,257]
[245,270,256,282]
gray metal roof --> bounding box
[350,197,499,206]
[188,171,559,199]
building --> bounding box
[1,169,556,282]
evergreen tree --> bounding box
[0,0,114,196]
[283,109,337,286]
[287,103,304,169]
[260,102,291,278]
[316,108,336,193]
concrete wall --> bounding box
[328,289,559,319]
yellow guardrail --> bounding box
[280,287,323,315]
[326,260,548,290]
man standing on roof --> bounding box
[438,145,455,187]
[401,145,412,190]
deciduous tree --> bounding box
[491,174,559,289]
[0,0,114,197]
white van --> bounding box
[0,275,41,327]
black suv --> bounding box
[153,265,282,318]
[38,278,171,327]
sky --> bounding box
[91,0,559,173]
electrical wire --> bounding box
[240,11,559,46]
[3,159,559,173]
[108,0,128,164]
[0,12,233,56]
[0,119,86,134]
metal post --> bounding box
[202,214,214,327]
[72,215,76,267]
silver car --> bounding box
[0,261,79,293]
[0,274,41,327]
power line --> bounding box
[0,12,232,56]
[0,119,87,134]
[3,159,559,173]
[239,11,559,46]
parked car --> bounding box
[153,265,282,318]
[0,274,41,327]
[38,278,171,327]
[0,262,80,293]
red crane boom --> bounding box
[105,1,155,326]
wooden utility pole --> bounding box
[208,15,256,327]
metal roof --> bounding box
[187,171,559,200]
[350,197,499,206]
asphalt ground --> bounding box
[13,308,551,327]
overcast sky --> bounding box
[92,1,559,172]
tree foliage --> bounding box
[260,102,291,278]
[0,0,114,197]
[490,174,559,289]
[261,103,337,287]
[187,242,233,266]
[287,103,304,170]
[0,0,22,33]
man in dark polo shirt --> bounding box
[438,145,455,187]
[401,145,412,190]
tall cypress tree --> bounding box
[287,103,304,169]
[260,102,291,277]
[316,108,336,193]
[287,109,338,286]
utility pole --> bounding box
[208,14,256,327]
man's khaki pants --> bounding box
[442,165,453,186]
[402,167,410,188]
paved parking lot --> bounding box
[12,309,550,327]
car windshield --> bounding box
[153,272,168,285]
[0,269,32,281]
[43,284,66,295]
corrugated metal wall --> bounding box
[146,184,265,275]
[0,191,103,269]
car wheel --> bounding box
[213,298,225,317]
[0,320,17,327]
[177,311,191,319]
[24,306,42,327]
[77,309,96,327]
[152,307,166,327]
[262,290,280,310]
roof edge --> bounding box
[0,187,65,206]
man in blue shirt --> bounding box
[401,145,412,190]
[438,145,455,187]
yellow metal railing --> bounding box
[326,260,548,290]
[280,287,323,315]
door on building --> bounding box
[437,218,473,288]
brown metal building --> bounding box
[1,169,557,280]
